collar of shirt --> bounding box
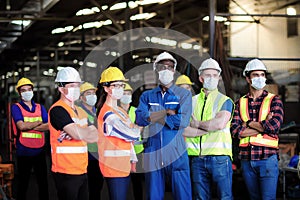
[245,89,268,100]
[19,100,36,112]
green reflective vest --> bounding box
[186,89,233,159]
[128,106,144,154]
[77,105,98,153]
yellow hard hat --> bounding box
[16,77,34,90]
[99,67,128,84]
[80,82,97,94]
[175,75,193,85]
[124,83,133,91]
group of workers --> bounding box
[10,51,284,200]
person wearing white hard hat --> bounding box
[77,82,104,200]
[11,77,49,200]
[182,58,234,199]
[231,59,284,200]
[48,67,98,200]
[136,52,192,200]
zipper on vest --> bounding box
[199,96,207,156]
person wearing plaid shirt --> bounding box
[231,59,284,200]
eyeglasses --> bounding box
[155,64,174,71]
[110,83,125,89]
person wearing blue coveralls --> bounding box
[135,52,192,200]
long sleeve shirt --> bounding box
[230,90,284,160]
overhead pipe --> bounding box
[209,0,216,58]
[217,13,300,18]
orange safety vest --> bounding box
[49,100,88,175]
[12,103,45,148]
[239,93,279,148]
[98,103,132,177]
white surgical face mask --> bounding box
[112,88,124,100]
[120,94,132,104]
[158,69,174,85]
[21,91,34,102]
[251,77,266,90]
[203,77,219,91]
[85,94,97,106]
[65,87,80,102]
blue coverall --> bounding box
[135,84,192,200]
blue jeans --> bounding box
[105,176,130,200]
[191,155,233,200]
[241,155,279,200]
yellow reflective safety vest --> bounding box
[49,100,88,175]
[239,93,278,148]
[128,106,144,154]
[186,89,233,159]
[12,103,45,148]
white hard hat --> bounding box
[55,67,82,83]
[153,52,177,70]
[198,58,222,75]
[243,59,267,77]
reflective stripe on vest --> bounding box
[56,146,88,154]
[22,132,42,139]
[104,150,131,157]
[239,93,278,148]
[49,100,88,175]
[13,103,45,148]
[186,89,233,158]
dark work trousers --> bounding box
[16,151,49,200]
[87,159,104,200]
[52,172,89,200]
[131,153,145,200]
[106,176,130,200]
[131,172,144,200]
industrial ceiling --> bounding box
[0,0,299,78]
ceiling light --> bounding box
[58,42,64,47]
[101,5,108,10]
[193,45,201,50]
[50,53,55,57]
[83,22,102,29]
[150,37,177,47]
[130,12,156,20]
[128,1,138,9]
[76,8,95,16]
[110,2,127,10]
[86,62,97,68]
[52,26,74,34]
[181,43,192,49]
[11,20,31,27]
[24,67,30,72]
[287,7,296,15]
[137,0,170,5]
[43,71,49,76]
[203,16,227,22]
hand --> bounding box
[166,109,176,116]
[190,114,199,128]
[267,112,273,120]
[149,110,167,123]
[131,162,137,172]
